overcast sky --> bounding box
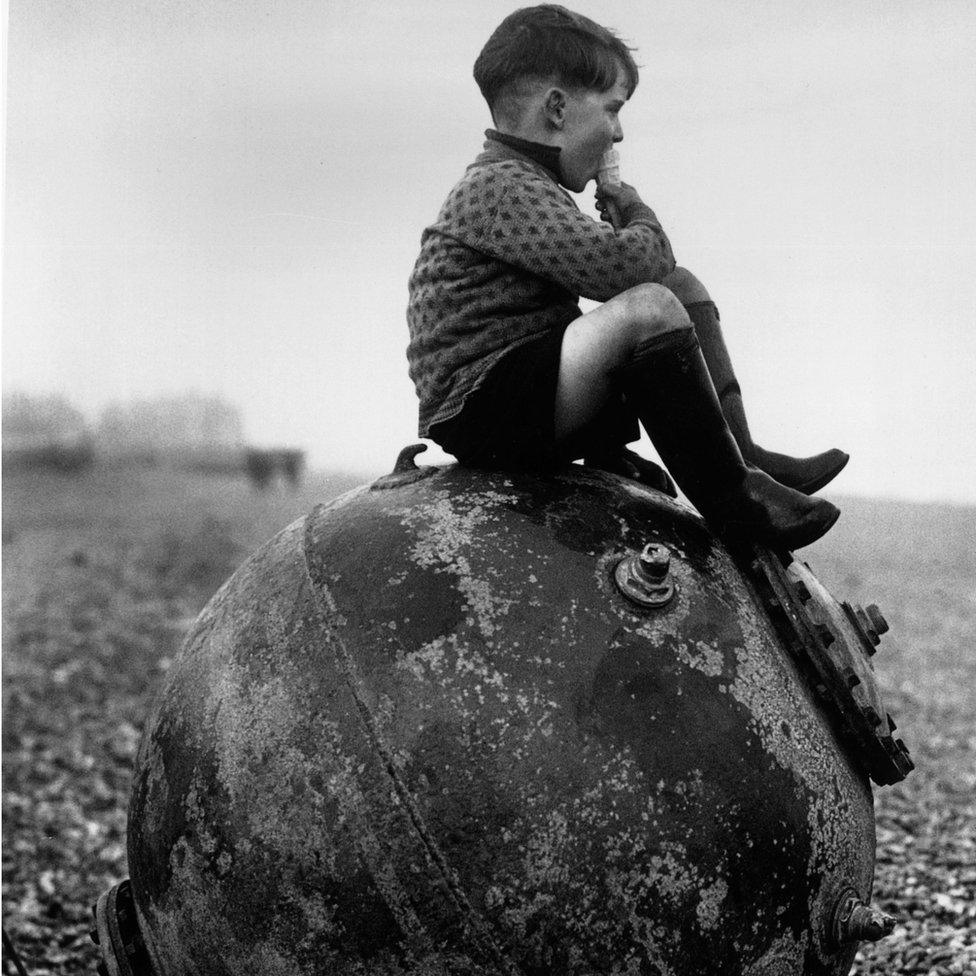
[4,0,975,503]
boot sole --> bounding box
[779,504,841,550]
[722,504,841,551]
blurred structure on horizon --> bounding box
[2,392,95,472]
[2,392,304,489]
[96,392,244,471]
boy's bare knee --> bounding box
[661,266,711,306]
[615,283,691,346]
[557,285,694,429]
[617,282,679,322]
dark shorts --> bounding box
[430,326,639,470]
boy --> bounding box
[406,5,847,550]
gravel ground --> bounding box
[805,496,976,974]
[2,468,973,975]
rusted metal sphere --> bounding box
[126,455,906,976]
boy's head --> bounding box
[473,6,639,191]
[473,5,638,127]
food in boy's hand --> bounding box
[597,148,621,188]
[597,149,622,227]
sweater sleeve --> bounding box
[472,165,676,302]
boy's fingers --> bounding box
[597,180,635,199]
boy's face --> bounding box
[557,69,630,192]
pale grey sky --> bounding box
[4,0,975,503]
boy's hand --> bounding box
[595,181,645,227]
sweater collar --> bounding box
[484,129,562,182]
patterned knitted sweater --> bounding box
[406,132,676,437]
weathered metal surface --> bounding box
[126,461,892,976]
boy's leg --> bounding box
[554,283,691,447]
[554,284,684,494]
[555,283,839,549]
[659,267,849,495]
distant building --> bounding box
[2,392,94,472]
[97,393,245,469]
[3,391,304,485]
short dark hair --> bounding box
[473,5,639,119]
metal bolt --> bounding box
[816,623,836,648]
[614,543,676,609]
[861,705,883,727]
[865,604,889,635]
[637,543,671,583]
[831,891,897,948]
[842,666,860,689]
[853,604,882,647]
[845,904,896,943]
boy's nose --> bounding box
[613,121,624,142]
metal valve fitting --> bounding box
[830,889,897,948]
[614,543,676,609]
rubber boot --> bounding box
[616,328,840,550]
[720,389,849,495]
[685,301,849,494]
[584,446,678,497]
[575,397,678,496]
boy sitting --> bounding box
[406,4,847,550]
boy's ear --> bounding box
[543,88,567,129]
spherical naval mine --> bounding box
[122,457,907,976]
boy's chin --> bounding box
[563,174,591,193]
